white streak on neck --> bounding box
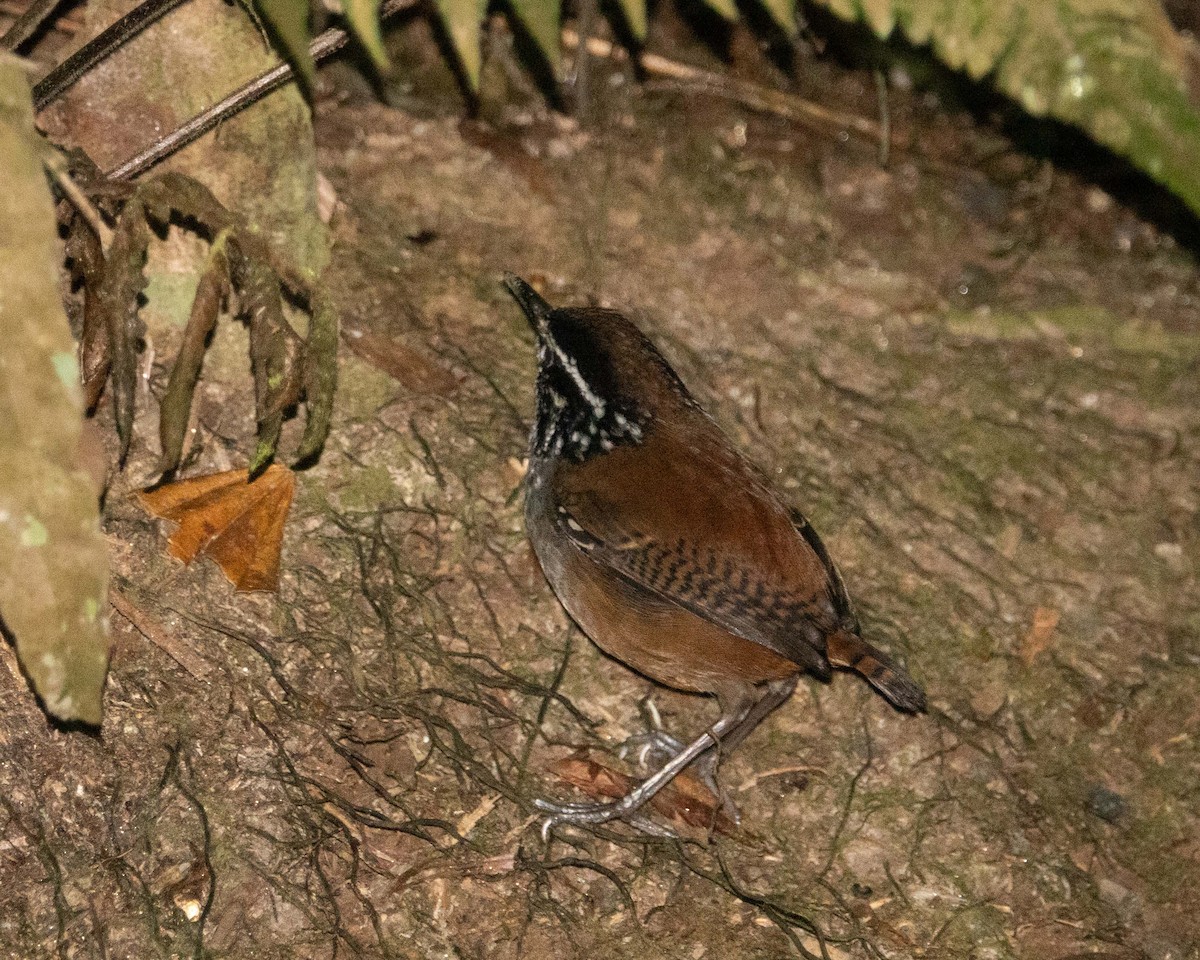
[547,339,606,418]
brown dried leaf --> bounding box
[342,326,461,396]
[1020,605,1061,666]
[137,464,295,592]
[96,200,151,458]
[64,215,110,411]
[144,173,305,295]
[139,173,236,237]
[296,289,338,464]
[549,751,738,834]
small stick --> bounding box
[44,157,114,249]
[561,28,887,144]
[0,0,69,52]
[110,586,212,681]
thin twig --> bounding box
[111,586,211,681]
[44,158,113,249]
[0,0,68,52]
[561,28,887,143]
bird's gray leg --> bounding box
[536,726,723,839]
[536,678,796,838]
[710,676,798,758]
[619,697,727,807]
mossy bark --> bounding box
[0,56,110,725]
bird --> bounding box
[504,274,925,836]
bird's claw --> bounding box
[618,729,686,768]
[533,796,677,840]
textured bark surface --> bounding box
[0,55,110,725]
[43,0,327,281]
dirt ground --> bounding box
[2,12,1198,959]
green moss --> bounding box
[50,351,79,393]
[336,463,402,511]
[142,269,203,332]
[335,355,403,421]
[1124,808,1199,902]
[20,514,47,547]
[946,306,1200,361]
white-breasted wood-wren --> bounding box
[506,274,925,836]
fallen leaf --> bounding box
[1020,605,1061,666]
[549,751,738,834]
[137,464,295,592]
[342,326,461,396]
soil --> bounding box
[2,10,1198,959]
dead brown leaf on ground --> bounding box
[343,325,462,395]
[549,751,739,835]
[136,464,295,592]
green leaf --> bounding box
[613,0,648,41]
[756,0,797,36]
[343,0,391,72]
[813,0,1200,222]
[508,0,561,67]
[435,0,488,90]
[696,0,739,22]
[253,0,315,90]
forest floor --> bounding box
[2,10,1198,960]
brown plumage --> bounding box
[507,275,924,835]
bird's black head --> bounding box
[505,274,666,463]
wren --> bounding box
[505,274,925,836]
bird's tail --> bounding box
[826,630,926,713]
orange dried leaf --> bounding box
[1020,605,1061,666]
[549,751,737,834]
[137,464,295,592]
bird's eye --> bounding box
[545,314,619,409]
[546,315,603,370]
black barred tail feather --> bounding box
[826,630,927,713]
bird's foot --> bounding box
[619,729,734,823]
[618,729,686,768]
[534,795,677,840]
[536,715,739,839]
[621,697,715,783]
